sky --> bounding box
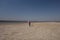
[0,0,60,21]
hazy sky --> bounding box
[0,0,60,21]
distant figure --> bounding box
[29,21,31,26]
[28,21,31,26]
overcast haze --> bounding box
[0,0,60,21]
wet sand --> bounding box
[0,22,60,40]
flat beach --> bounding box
[0,22,60,40]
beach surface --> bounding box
[0,22,60,40]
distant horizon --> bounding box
[0,20,60,22]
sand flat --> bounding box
[0,22,60,40]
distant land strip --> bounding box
[0,20,60,22]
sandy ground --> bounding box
[0,22,60,40]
